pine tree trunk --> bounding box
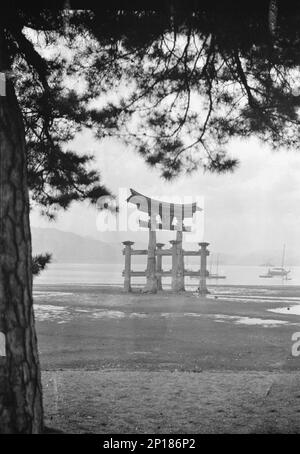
[0,28,43,433]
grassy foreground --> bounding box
[34,284,300,433]
[42,369,300,433]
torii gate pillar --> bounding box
[176,230,185,291]
[143,229,158,293]
[156,243,165,290]
[169,231,185,292]
[199,242,210,295]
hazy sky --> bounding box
[30,130,300,260]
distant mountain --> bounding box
[31,227,300,266]
[198,249,300,266]
[230,249,299,267]
[215,251,300,266]
[31,227,122,264]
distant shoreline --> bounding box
[33,282,300,291]
[33,263,300,287]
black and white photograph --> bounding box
[1,0,300,440]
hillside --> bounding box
[31,227,122,264]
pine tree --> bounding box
[1,0,300,432]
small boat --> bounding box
[207,253,226,280]
[259,245,291,279]
[188,253,226,280]
[267,267,291,277]
[208,273,227,279]
[259,272,274,278]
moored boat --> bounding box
[259,245,291,279]
[207,253,226,280]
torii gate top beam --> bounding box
[127,188,202,231]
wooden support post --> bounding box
[143,229,157,293]
[156,243,165,290]
[170,239,178,291]
[176,230,185,291]
[122,241,134,292]
[199,242,210,295]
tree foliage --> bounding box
[32,253,52,276]
[3,0,300,209]
[2,0,300,433]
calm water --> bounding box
[34,263,300,287]
[33,263,300,323]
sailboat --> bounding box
[207,254,226,280]
[259,245,291,279]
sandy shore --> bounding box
[34,284,300,433]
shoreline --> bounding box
[33,282,300,292]
[35,284,300,433]
[34,284,300,372]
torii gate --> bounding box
[126,188,208,293]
